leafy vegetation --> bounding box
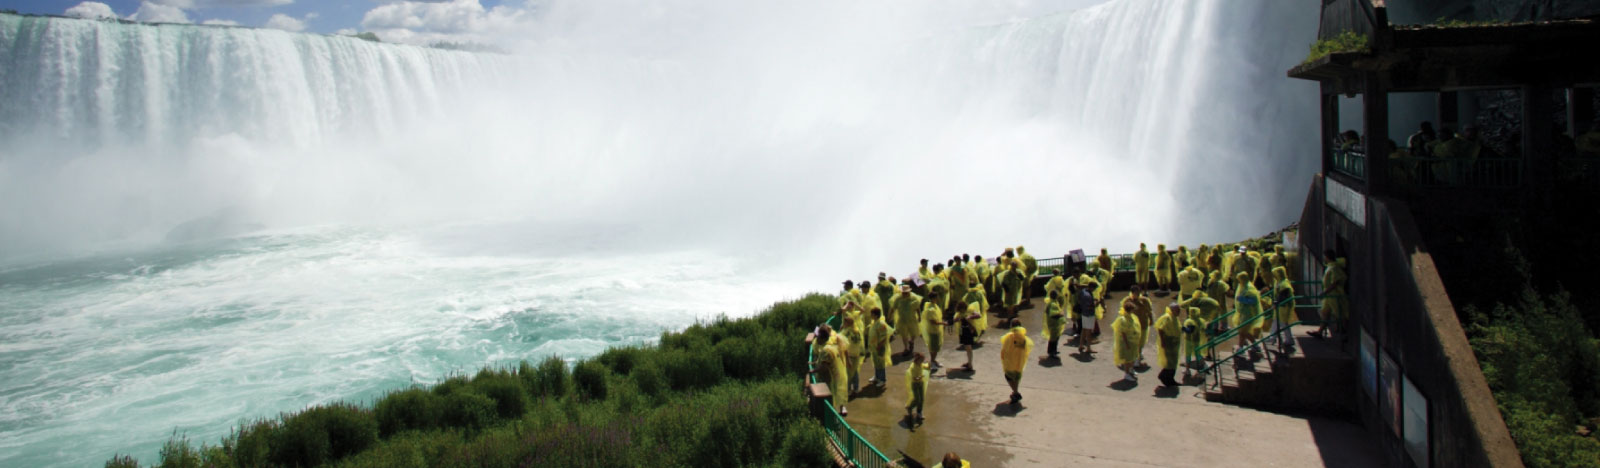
[1463,245,1600,468]
[1303,31,1370,64]
[107,294,838,467]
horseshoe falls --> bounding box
[0,1,1318,466]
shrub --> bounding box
[657,347,724,391]
[440,392,496,432]
[157,433,202,468]
[632,360,667,398]
[776,420,831,468]
[716,334,780,380]
[104,454,139,468]
[224,419,277,468]
[374,387,441,436]
[432,375,471,396]
[270,403,379,467]
[1304,30,1369,64]
[596,346,646,375]
[525,356,569,399]
[471,375,529,420]
[573,360,610,401]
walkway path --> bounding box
[841,290,1384,467]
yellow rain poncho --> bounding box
[1043,300,1065,341]
[868,317,894,369]
[1044,274,1065,298]
[1174,246,1190,271]
[842,320,865,382]
[1206,271,1231,312]
[1182,311,1205,360]
[1095,265,1114,301]
[1177,265,1204,301]
[1155,244,1173,287]
[1232,273,1262,330]
[821,335,848,408]
[1178,290,1222,330]
[948,266,971,311]
[1096,248,1112,273]
[891,291,923,340]
[1134,243,1151,284]
[858,288,882,321]
[1155,311,1181,370]
[1000,327,1034,374]
[1322,258,1348,320]
[1122,294,1154,349]
[922,302,945,351]
[1112,310,1139,367]
[874,281,895,311]
[1272,267,1295,325]
[904,361,930,411]
[1196,244,1212,275]
[1000,262,1025,308]
[964,283,989,335]
[1018,246,1038,281]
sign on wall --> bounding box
[1325,177,1367,228]
[1360,329,1377,400]
[1403,375,1430,468]
[1380,350,1402,436]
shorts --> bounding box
[959,326,977,347]
[1004,371,1022,384]
[1081,315,1096,330]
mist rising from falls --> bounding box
[1,1,1318,272]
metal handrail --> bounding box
[807,316,893,467]
[1332,149,1367,180]
[1195,293,1301,374]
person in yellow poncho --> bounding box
[1181,307,1205,376]
[1232,272,1263,360]
[841,315,865,396]
[1112,304,1140,382]
[891,284,923,356]
[858,281,882,322]
[815,325,850,416]
[1043,273,1066,299]
[1312,251,1348,340]
[1176,264,1204,302]
[1017,245,1038,286]
[1134,243,1151,289]
[1122,285,1154,368]
[1267,266,1297,352]
[905,352,930,425]
[867,308,893,387]
[1175,245,1190,272]
[932,452,971,468]
[1041,290,1066,359]
[964,279,989,338]
[1154,303,1183,387]
[922,299,947,370]
[1154,243,1173,292]
[948,263,971,313]
[998,259,1025,320]
[1196,244,1212,276]
[1094,261,1114,303]
[1096,248,1113,273]
[1000,325,1034,406]
[1205,270,1231,315]
[840,280,862,308]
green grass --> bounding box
[1303,31,1370,65]
[107,294,839,467]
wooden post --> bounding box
[1363,74,1390,196]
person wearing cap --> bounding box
[932,452,970,468]
[867,307,894,386]
[1155,243,1173,292]
[858,280,882,319]
[840,280,861,308]
[891,284,923,355]
[1000,325,1034,406]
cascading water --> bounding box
[0,1,1319,466]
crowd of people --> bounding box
[810,242,1349,431]
[1336,119,1600,186]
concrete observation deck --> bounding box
[840,291,1384,467]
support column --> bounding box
[1363,74,1390,196]
[1569,87,1594,137]
[1523,85,1555,205]
[1322,88,1339,176]
[1438,91,1459,130]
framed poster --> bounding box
[1379,350,1402,436]
[1403,376,1430,467]
[1360,329,1377,400]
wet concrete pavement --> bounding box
[836,290,1385,467]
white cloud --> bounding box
[128,2,192,23]
[148,0,292,7]
[263,13,307,32]
[335,28,357,36]
[63,2,118,20]
[201,19,240,26]
[360,0,529,45]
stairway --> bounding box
[1199,325,1358,417]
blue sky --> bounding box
[1,1,520,42]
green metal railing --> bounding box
[1390,157,1522,188]
[807,316,892,468]
[1188,280,1340,388]
[1038,253,1139,276]
[1332,149,1367,180]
